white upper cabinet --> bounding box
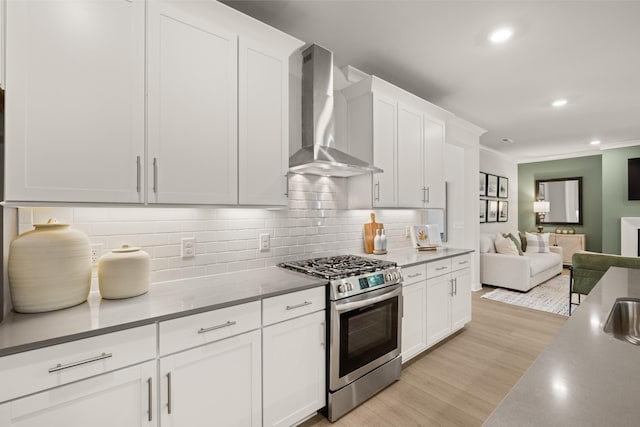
[5,0,145,203]
[344,76,447,209]
[147,0,238,205]
[423,115,446,209]
[238,38,290,205]
[397,103,424,208]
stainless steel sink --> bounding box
[603,298,640,345]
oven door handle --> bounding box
[335,287,402,313]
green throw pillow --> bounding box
[519,231,528,252]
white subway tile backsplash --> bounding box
[16,176,423,286]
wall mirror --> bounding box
[535,177,583,225]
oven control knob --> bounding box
[337,284,346,293]
[397,271,402,281]
[385,273,392,281]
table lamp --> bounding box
[533,200,550,232]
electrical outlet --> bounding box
[259,233,270,251]
[181,237,195,258]
[90,243,103,265]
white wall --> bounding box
[480,147,519,234]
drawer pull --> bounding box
[435,266,448,271]
[48,352,113,373]
[407,273,422,278]
[197,321,237,334]
[167,372,172,414]
[457,260,469,265]
[147,377,153,421]
[286,301,312,311]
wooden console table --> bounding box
[550,233,586,265]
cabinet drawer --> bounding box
[451,254,471,271]
[263,287,325,326]
[0,324,156,404]
[402,264,427,285]
[426,259,451,279]
[159,300,261,356]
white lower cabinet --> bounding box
[263,310,326,427]
[426,255,472,347]
[0,361,156,427]
[402,255,472,360]
[401,264,428,363]
[159,329,262,427]
[262,287,326,427]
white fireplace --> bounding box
[621,217,640,257]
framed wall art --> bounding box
[498,176,508,198]
[486,174,498,198]
[498,201,508,222]
[479,172,487,196]
[479,200,487,223]
[487,200,498,222]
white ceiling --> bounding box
[223,0,640,163]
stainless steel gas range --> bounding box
[280,255,403,421]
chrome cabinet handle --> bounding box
[435,266,448,271]
[375,181,380,201]
[454,278,458,295]
[450,279,454,297]
[426,187,430,203]
[153,157,158,193]
[198,321,236,334]
[147,377,153,421]
[167,372,172,414]
[136,156,141,193]
[458,260,469,265]
[422,187,426,203]
[48,352,113,373]
[286,301,312,311]
[407,273,422,278]
[284,173,289,197]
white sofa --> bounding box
[480,232,563,292]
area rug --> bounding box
[481,274,575,317]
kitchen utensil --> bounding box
[363,213,383,254]
[8,218,91,313]
[98,245,150,299]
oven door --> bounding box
[330,283,402,391]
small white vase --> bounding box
[8,219,91,313]
[98,245,150,299]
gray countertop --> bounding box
[484,266,640,427]
[0,246,472,357]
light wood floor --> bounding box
[301,287,567,427]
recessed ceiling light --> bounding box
[551,99,568,107]
[489,28,513,43]
[590,140,601,145]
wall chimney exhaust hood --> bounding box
[289,44,382,177]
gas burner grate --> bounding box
[280,255,397,280]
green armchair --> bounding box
[570,251,640,315]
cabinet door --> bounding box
[5,0,145,203]
[423,115,446,209]
[147,0,238,204]
[263,311,325,427]
[160,330,261,427]
[401,280,427,362]
[0,361,156,426]
[372,95,397,207]
[451,268,471,331]
[397,103,424,208]
[238,38,289,206]
[426,274,452,347]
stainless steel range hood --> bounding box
[289,44,382,177]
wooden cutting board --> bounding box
[363,212,383,254]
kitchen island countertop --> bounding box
[484,266,640,427]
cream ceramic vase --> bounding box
[8,218,92,313]
[98,245,150,299]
